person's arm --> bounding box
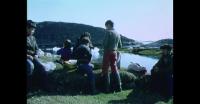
[162,56,173,74]
[118,36,122,49]
[169,56,173,74]
[103,31,109,49]
[27,38,36,56]
[154,57,163,68]
[27,50,35,56]
[89,40,94,49]
[27,54,33,60]
[33,37,39,56]
[57,48,62,55]
[87,48,92,62]
[152,57,163,73]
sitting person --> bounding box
[27,20,51,92]
[56,39,72,65]
[150,44,173,98]
[74,37,97,94]
[72,32,94,59]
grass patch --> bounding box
[118,48,132,53]
[132,49,161,58]
[27,89,173,104]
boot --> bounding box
[110,73,115,93]
[112,71,122,92]
[89,78,98,95]
[102,73,110,93]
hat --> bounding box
[160,44,172,50]
[27,20,37,28]
[64,39,72,47]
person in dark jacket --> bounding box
[56,39,72,64]
[72,32,94,59]
[27,20,51,92]
[150,44,173,98]
[74,37,97,94]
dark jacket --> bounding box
[57,47,72,61]
[74,44,92,65]
[152,54,173,75]
[72,38,93,59]
[27,35,39,56]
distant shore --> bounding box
[118,48,161,58]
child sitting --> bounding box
[56,39,72,65]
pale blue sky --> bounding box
[27,0,173,41]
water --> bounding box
[91,48,159,74]
[141,41,154,45]
[43,47,159,74]
[120,53,158,74]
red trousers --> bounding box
[102,51,118,74]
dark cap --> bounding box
[160,44,172,50]
[64,39,72,47]
[27,20,37,28]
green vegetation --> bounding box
[132,48,161,58]
[27,89,173,104]
[142,39,173,48]
[27,56,172,104]
[137,49,161,58]
[118,48,132,53]
[100,47,161,58]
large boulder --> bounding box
[127,62,147,78]
[48,68,137,93]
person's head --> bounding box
[27,20,37,36]
[64,39,72,48]
[80,37,90,46]
[160,44,172,55]
[105,20,114,29]
[80,32,91,40]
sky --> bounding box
[27,0,173,41]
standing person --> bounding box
[27,20,51,92]
[74,37,97,94]
[101,20,122,93]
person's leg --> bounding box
[27,59,34,76]
[27,59,34,92]
[101,51,111,93]
[78,64,96,94]
[110,51,122,92]
[102,52,110,75]
[164,74,173,98]
[32,57,50,91]
[85,64,97,94]
[110,51,118,72]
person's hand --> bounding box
[34,55,39,58]
[27,55,33,60]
